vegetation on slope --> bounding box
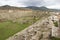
[0,10,51,40]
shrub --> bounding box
[53,21,58,27]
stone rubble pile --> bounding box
[7,16,54,40]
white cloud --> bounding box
[0,0,26,7]
[46,4,60,9]
[44,0,60,9]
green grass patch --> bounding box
[0,21,31,40]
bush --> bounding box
[53,21,58,27]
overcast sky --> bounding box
[0,0,60,9]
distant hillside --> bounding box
[26,6,48,10]
[49,9,60,12]
[0,5,32,11]
[25,6,60,12]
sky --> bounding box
[0,0,60,9]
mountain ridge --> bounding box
[0,5,60,12]
[25,6,48,10]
